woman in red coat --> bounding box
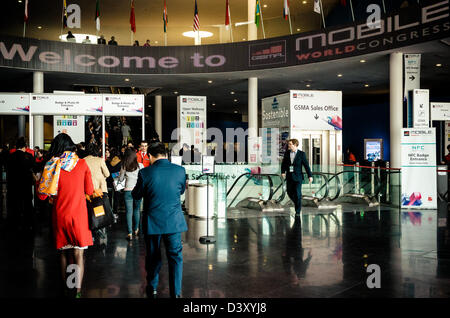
[38,133,94,298]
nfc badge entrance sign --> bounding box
[401,128,437,209]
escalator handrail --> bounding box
[327,169,382,201]
[272,172,330,202]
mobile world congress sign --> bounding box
[0,1,448,74]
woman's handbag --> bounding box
[113,177,125,192]
[86,190,114,230]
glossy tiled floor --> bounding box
[1,202,450,298]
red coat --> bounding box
[137,151,150,167]
[52,159,94,250]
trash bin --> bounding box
[193,184,214,218]
[186,180,200,215]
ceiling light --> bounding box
[212,103,216,106]
[37,26,42,29]
[263,4,267,8]
[243,38,246,41]
[337,74,343,77]
[297,28,301,32]
[182,31,213,38]
[364,84,369,87]
[155,41,158,44]
[18,0,22,3]
[230,91,235,95]
[360,59,366,63]
[208,80,213,84]
[306,84,311,88]
[234,110,238,113]
[124,78,130,82]
[436,63,442,67]
[174,91,178,94]
[302,1,307,4]
[234,99,238,102]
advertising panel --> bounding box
[430,102,450,121]
[404,54,421,99]
[262,93,290,128]
[412,89,429,128]
[0,93,29,114]
[102,94,144,116]
[177,96,207,154]
[53,115,85,144]
[401,128,437,209]
[364,139,383,162]
[290,90,342,131]
[30,94,103,115]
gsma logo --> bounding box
[32,96,36,100]
[404,131,410,136]
[106,97,109,101]
[183,98,187,103]
[293,93,297,98]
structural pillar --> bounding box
[155,95,162,141]
[248,77,258,140]
[390,52,403,169]
[248,0,257,41]
[33,71,44,149]
[18,116,26,137]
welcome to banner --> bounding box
[0,1,448,75]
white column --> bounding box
[155,95,162,141]
[248,0,257,41]
[390,52,403,169]
[248,77,258,140]
[33,71,44,149]
[18,116,26,137]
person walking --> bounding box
[119,148,143,240]
[83,143,111,238]
[38,133,94,298]
[106,147,122,218]
[281,139,313,217]
[132,142,187,298]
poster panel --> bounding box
[412,89,429,128]
[177,96,207,154]
[202,156,215,174]
[262,93,290,128]
[290,90,342,131]
[53,115,85,144]
[404,54,421,99]
[0,93,29,114]
[31,94,103,115]
[102,94,144,116]
[430,102,450,121]
[401,128,437,209]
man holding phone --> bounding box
[281,139,313,217]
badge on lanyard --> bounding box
[289,165,294,172]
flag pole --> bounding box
[228,4,234,43]
[288,9,293,35]
[381,0,386,14]
[23,22,26,38]
[319,0,326,28]
[60,0,64,40]
[349,0,355,22]
[260,0,266,39]
[164,32,167,46]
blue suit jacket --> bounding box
[132,159,188,235]
[281,149,312,183]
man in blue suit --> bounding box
[281,139,313,217]
[132,142,187,298]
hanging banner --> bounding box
[290,90,342,131]
[0,93,29,114]
[102,94,144,116]
[53,115,85,144]
[177,95,207,154]
[431,102,450,121]
[401,128,437,209]
[404,54,421,99]
[412,89,429,128]
[30,94,103,115]
[314,0,321,14]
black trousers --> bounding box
[286,180,303,214]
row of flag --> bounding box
[24,0,349,35]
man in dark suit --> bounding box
[132,142,187,298]
[281,139,313,217]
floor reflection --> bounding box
[0,203,450,298]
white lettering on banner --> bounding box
[74,54,96,67]
[39,51,61,64]
[67,4,81,29]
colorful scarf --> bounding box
[38,151,79,196]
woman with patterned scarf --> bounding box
[38,133,95,298]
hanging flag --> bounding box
[95,0,100,31]
[341,0,347,6]
[63,0,68,28]
[24,0,29,23]
[193,0,199,31]
[130,0,136,33]
[314,0,321,14]
[163,0,168,33]
[255,0,261,27]
[283,0,290,20]
[225,0,230,29]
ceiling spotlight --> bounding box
[360,59,366,63]
[208,80,213,84]
[155,41,158,44]
[302,1,307,4]
[263,4,267,8]
[124,78,130,82]
[230,91,235,95]
[337,74,343,77]
[234,110,238,113]
[436,63,442,67]
[212,103,216,106]
[297,28,301,32]
[364,84,369,87]
[174,91,178,94]
[37,26,42,29]
[242,38,246,41]
[306,84,311,88]
[234,99,238,102]
[18,0,23,3]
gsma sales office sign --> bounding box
[401,128,437,209]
